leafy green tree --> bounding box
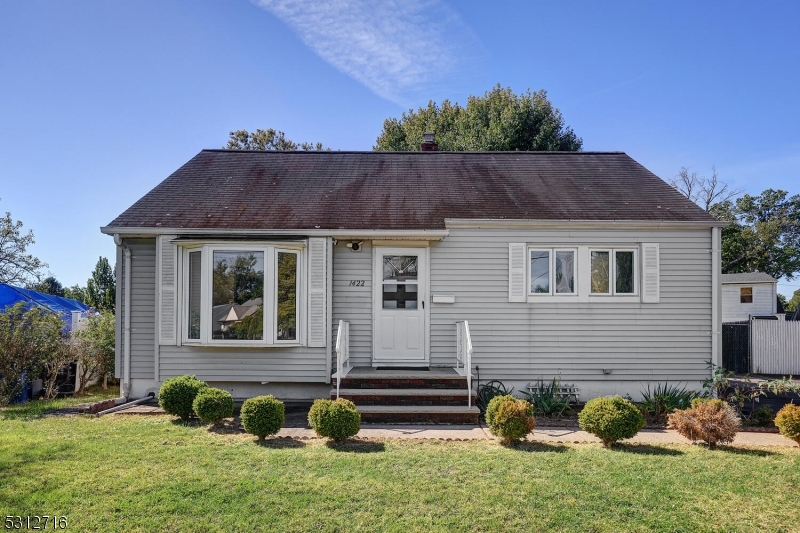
[64,284,87,303]
[85,257,116,312]
[374,85,582,152]
[711,189,800,280]
[75,311,115,392]
[0,302,62,405]
[0,199,47,285]
[784,289,800,312]
[225,128,329,151]
[29,276,65,296]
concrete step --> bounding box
[356,405,480,425]
[332,388,477,407]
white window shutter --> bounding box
[158,235,178,345]
[508,243,527,302]
[307,238,327,347]
[641,243,660,303]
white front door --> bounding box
[373,247,428,365]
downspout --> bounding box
[114,234,132,400]
[711,227,722,372]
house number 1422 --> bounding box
[349,280,365,287]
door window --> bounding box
[382,255,418,309]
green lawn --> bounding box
[1,409,798,533]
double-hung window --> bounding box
[590,249,637,295]
[529,248,576,295]
[182,243,303,346]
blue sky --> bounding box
[1,1,798,296]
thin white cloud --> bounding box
[252,0,482,106]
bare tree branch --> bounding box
[668,166,743,212]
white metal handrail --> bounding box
[455,320,473,408]
[335,320,350,399]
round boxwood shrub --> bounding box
[240,395,285,440]
[158,375,208,420]
[485,394,535,444]
[308,398,361,442]
[774,403,800,446]
[192,387,234,425]
[578,396,645,447]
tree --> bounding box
[784,288,800,312]
[85,257,115,313]
[29,276,65,296]
[64,284,87,303]
[669,166,742,212]
[711,189,800,280]
[0,199,47,285]
[374,85,583,152]
[74,311,115,393]
[225,128,329,151]
[0,302,61,405]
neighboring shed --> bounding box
[721,273,778,323]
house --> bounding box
[102,144,725,421]
[721,273,778,323]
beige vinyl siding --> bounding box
[721,283,776,322]
[331,240,373,367]
[122,239,157,380]
[121,238,328,384]
[429,227,713,383]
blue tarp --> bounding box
[0,283,91,332]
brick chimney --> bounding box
[420,132,438,151]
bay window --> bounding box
[181,243,303,346]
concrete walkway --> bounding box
[275,425,798,447]
[108,405,798,447]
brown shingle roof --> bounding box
[106,150,719,231]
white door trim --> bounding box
[372,245,429,366]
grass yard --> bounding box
[1,405,799,533]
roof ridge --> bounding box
[200,149,627,155]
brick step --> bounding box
[338,377,469,390]
[356,405,480,425]
[331,388,477,406]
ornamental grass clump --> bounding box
[668,398,741,449]
[485,394,535,444]
[158,375,208,420]
[774,403,800,446]
[578,396,645,447]
[308,398,360,442]
[240,395,285,440]
[192,387,234,425]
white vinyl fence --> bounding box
[751,319,800,375]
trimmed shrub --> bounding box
[485,395,535,444]
[193,387,234,425]
[774,403,800,445]
[668,398,741,449]
[308,398,361,442]
[578,396,645,447]
[158,375,208,419]
[240,395,285,440]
